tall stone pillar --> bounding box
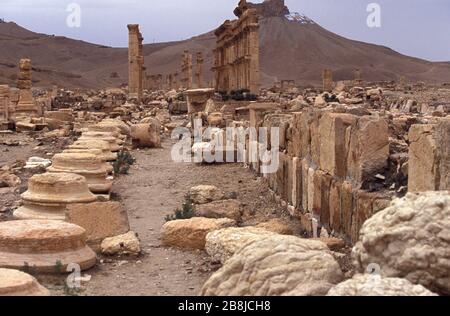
[323,69,334,91]
[174,72,179,90]
[0,85,10,124]
[181,51,193,89]
[354,69,362,86]
[195,52,204,88]
[128,24,144,101]
[16,59,37,119]
[248,10,260,95]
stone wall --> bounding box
[244,107,393,243]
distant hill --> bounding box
[1,1,449,89]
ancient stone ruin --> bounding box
[0,0,448,298]
[128,24,144,101]
[213,0,260,94]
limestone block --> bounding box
[319,113,356,178]
[347,116,389,183]
[195,199,243,222]
[100,231,140,256]
[66,202,130,249]
[255,218,294,235]
[189,185,224,205]
[131,120,161,148]
[161,217,236,250]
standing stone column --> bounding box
[181,51,193,89]
[195,52,204,88]
[247,10,260,95]
[0,85,10,127]
[174,72,179,90]
[323,69,334,91]
[16,59,38,119]
[354,69,362,86]
[127,24,144,101]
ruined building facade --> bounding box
[128,24,144,101]
[213,0,260,95]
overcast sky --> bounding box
[1,0,449,61]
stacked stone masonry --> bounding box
[243,107,393,244]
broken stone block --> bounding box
[189,185,224,205]
[194,199,242,222]
[0,268,50,296]
[347,116,389,184]
[255,218,294,235]
[408,120,449,192]
[0,220,96,273]
[131,120,161,148]
[66,202,130,251]
[319,113,356,178]
[100,231,141,256]
[15,121,36,132]
[161,217,236,250]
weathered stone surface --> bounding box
[131,120,161,148]
[408,121,449,192]
[14,172,97,221]
[201,236,343,296]
[195,199,242,222]
[0,268,50,296]
[66,202,130,250]
[347,116,389,183]
[353,192,450,295]
[0,220,96,273]
[327,274,437,296]
[205,227,276,264]
[48,153,112,194]
[101,231,141,256]
[255,218,294,235]
[189,185,224,205]
[0,171,21,188]
[311,238,346,251]
[161,217,236,250]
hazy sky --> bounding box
[1,0,449,61]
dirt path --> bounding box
[81,138,282,296]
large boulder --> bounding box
[327,274,437,296]
[161,217,236,250]
[353,192,450,295]
[205,227,276,264]
[195,200,243,222]
[255,218,294,235]
[201,236,343,296]
[189,185,224,205]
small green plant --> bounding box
[165,194,195,222]
[113,149,136,175]
[54,260,63,274]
